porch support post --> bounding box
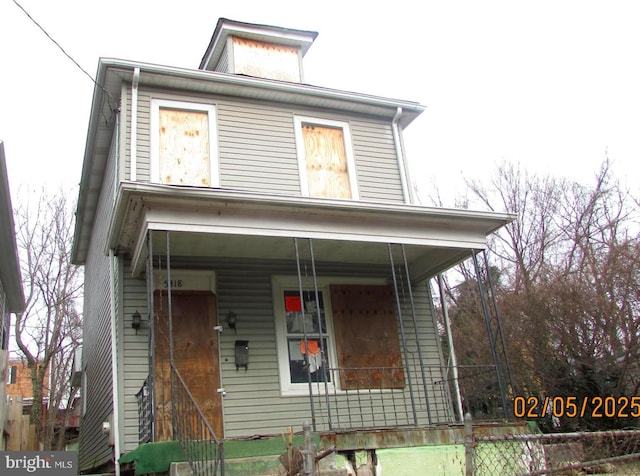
[307,238,332,428]
[471,249,508,419]
[166,231,177,437]
[399,244,432,424]
[294,238,317,432]
[146,232,156,441]
[437,274,464,423]
[387,244,418,426]
[483,250,515,400]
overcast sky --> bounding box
[1,0,638,207]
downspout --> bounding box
[392,107,414,204]
[109,249,121,476]
[130,67,140,181]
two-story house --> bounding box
[0,141,25,450]
[72,18,514,474]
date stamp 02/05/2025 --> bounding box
[513,396,640,419]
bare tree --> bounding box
[13,187,83,449]
[438,159,640,430]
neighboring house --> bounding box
[71,19,514,474]
[5,359,50,400]
[0,141,25,450]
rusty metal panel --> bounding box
[330,284,404,389]
[232,37,301,82]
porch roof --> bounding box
[107,182,514,280]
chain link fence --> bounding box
[470,426,640,475]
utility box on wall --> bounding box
[235,340,249,370]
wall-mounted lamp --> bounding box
[226,311,238,333]
[132,310,142,334]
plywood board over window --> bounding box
[151,99,219,188]
[232,37,301,82]
[295,117,359,200]
[330,284,405,389]
[159,109,211,186]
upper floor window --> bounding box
[294,117,359,200]
[8,365,17,384]
[150,99,219,187]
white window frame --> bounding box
[272,275,386,396]
[293,116,360,200]
[150,99,220,187]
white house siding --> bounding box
[133,256,447,438]
[129,88,406,203]
[78,134,118,471]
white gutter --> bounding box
[109,250,121,476]
[392,107,414,204]
[130,67,140,181]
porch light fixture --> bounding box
[132,310,142,333]
[226,311,238,333]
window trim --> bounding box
[150,99,220,187]
[293,116,360,200]
[272,275,386,396]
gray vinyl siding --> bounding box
[126,257,448,438]
[129,88,405,202]
[214,43,230,73]
[119,259,150,453]
[0,279,7,350]
[78,133,117,472]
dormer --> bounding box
[199,18,318,83]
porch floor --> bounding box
[119,422,529,475]
[320,421,530,451]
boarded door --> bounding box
[330,284,405,389]
[153,290,223,439]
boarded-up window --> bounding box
[232,37,301,82]
[301,124,352,199]
[158,108,211,186]
[330,284,405,389]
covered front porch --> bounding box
[108,183,514,472]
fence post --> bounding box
[303,421,315,476]
[464,413,474,476]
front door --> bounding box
[153,290,223,440]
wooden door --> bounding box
[153,290,223,440]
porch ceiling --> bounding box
[108,182,514,280]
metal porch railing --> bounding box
[171,364,224,476]
[308,363,503,431]
[135,376,153,444]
